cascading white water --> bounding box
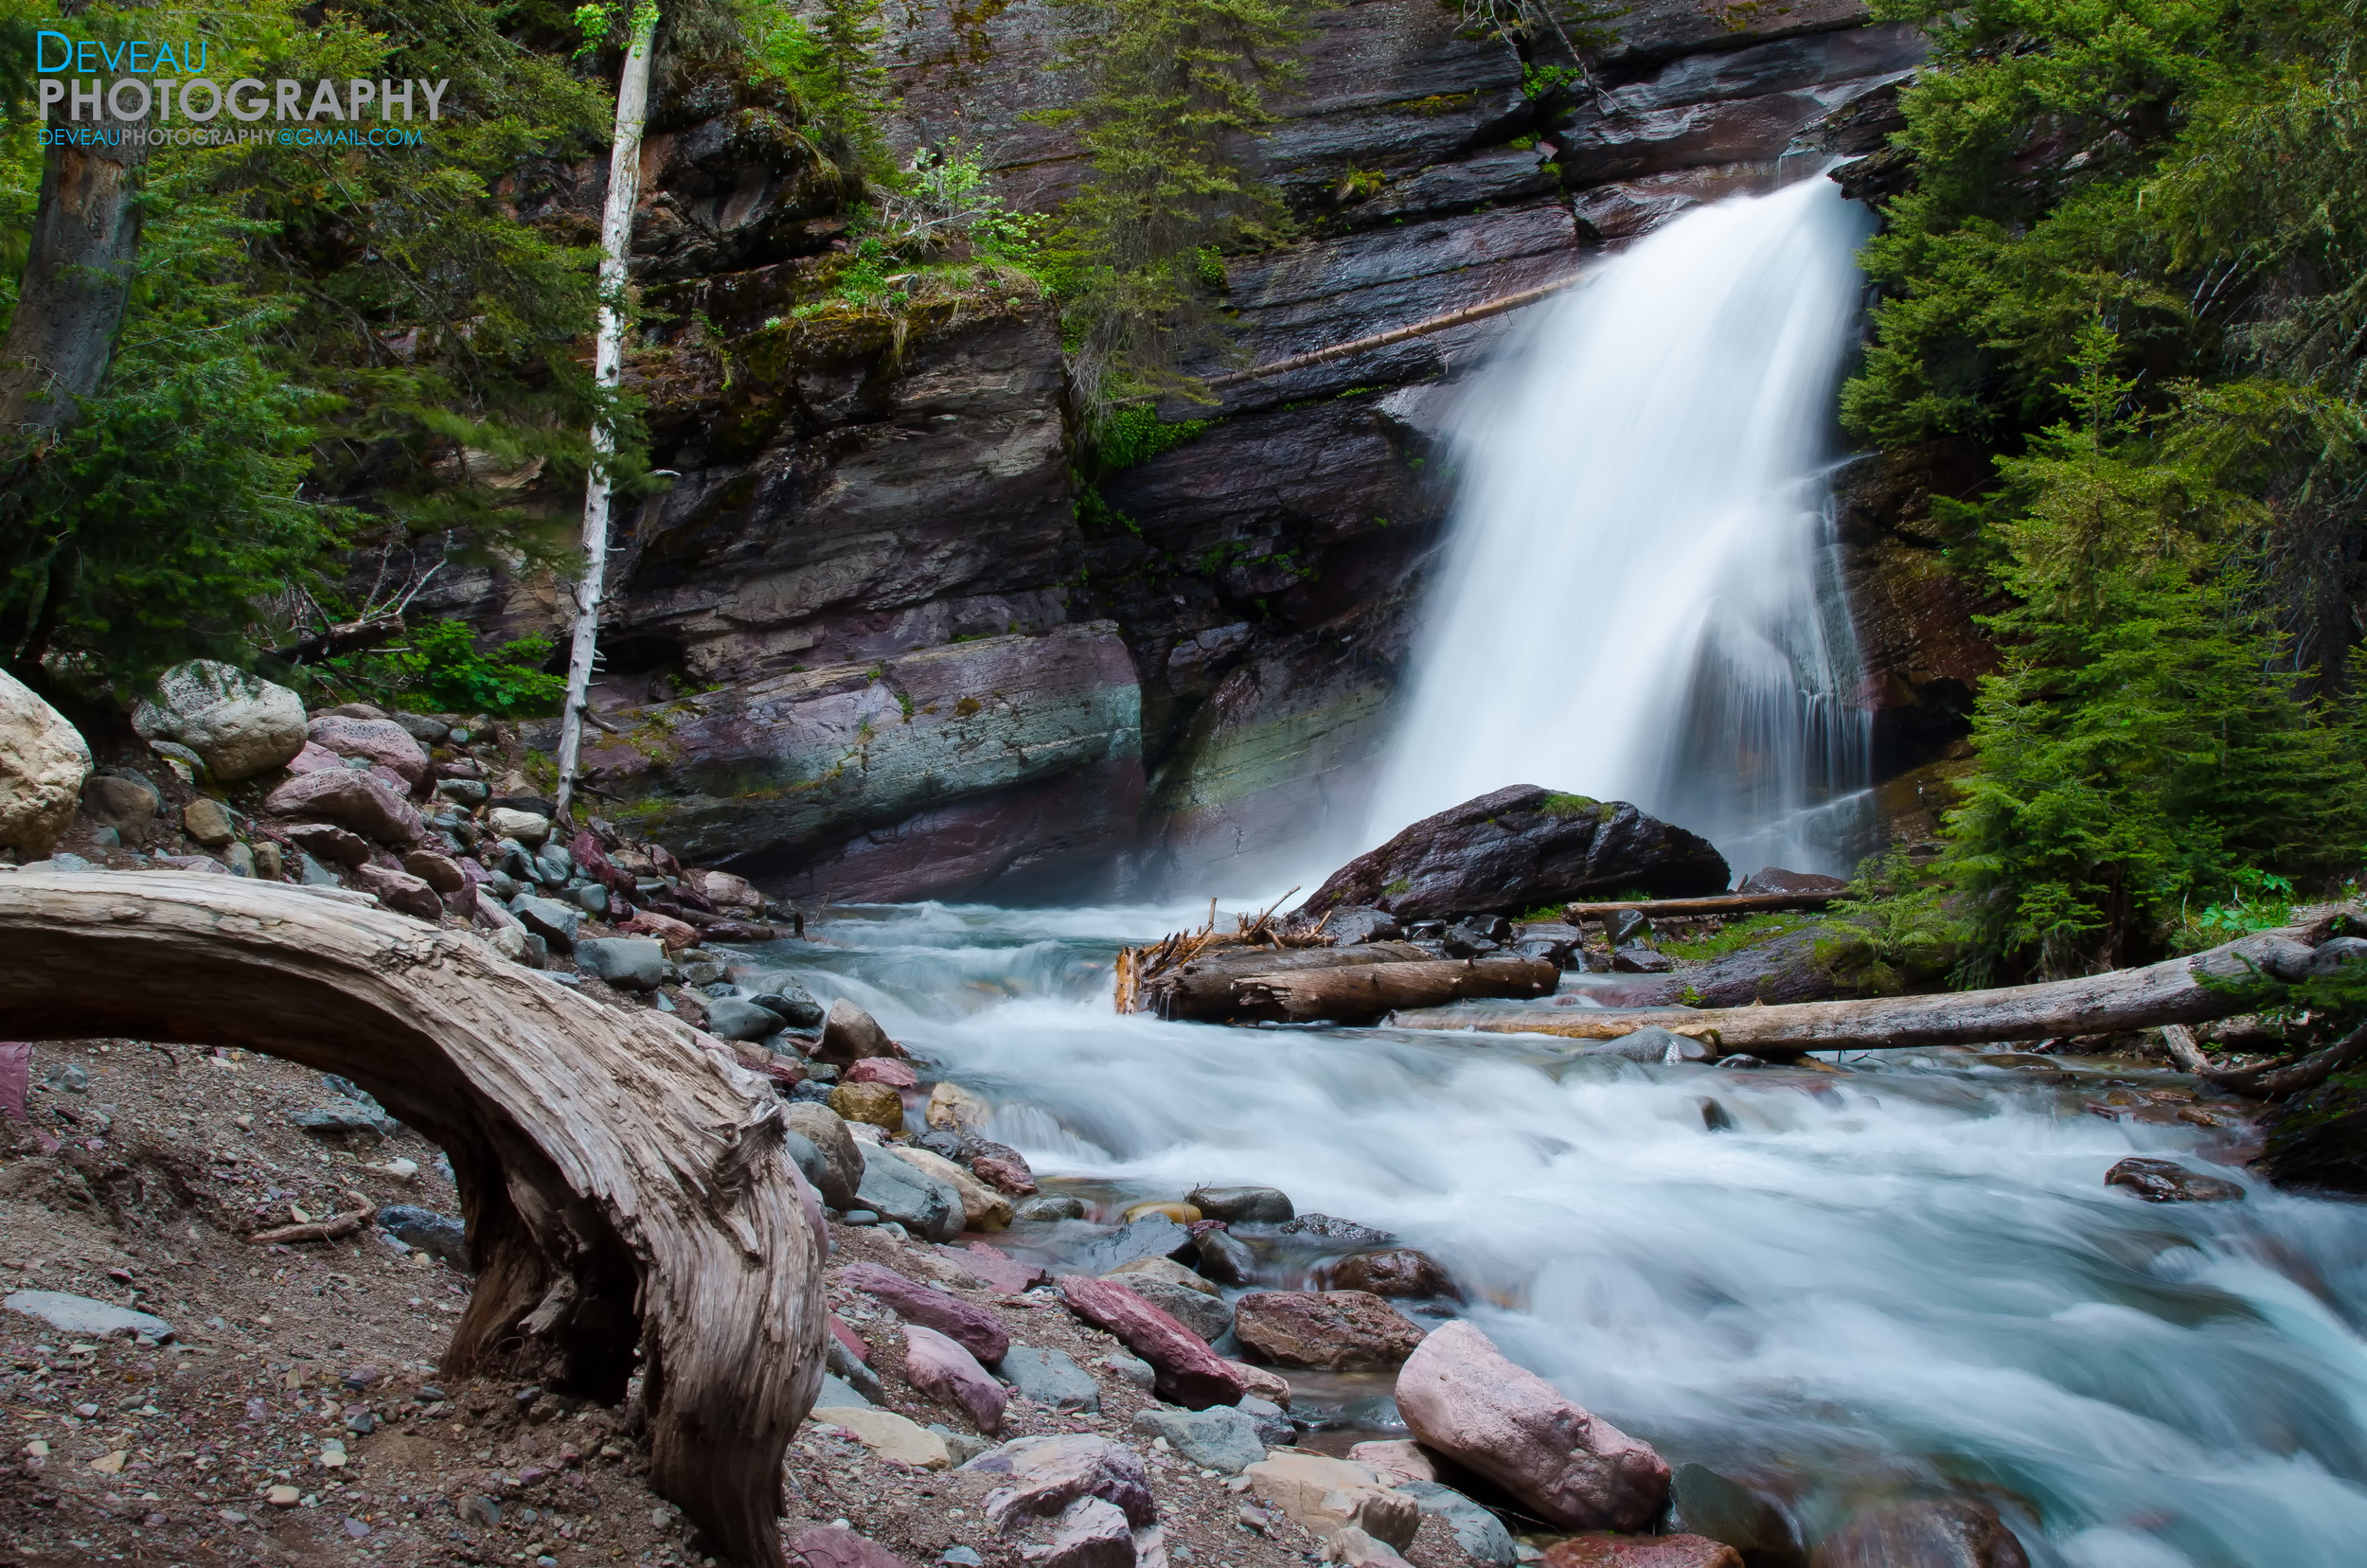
[747,905,2367,1568]
[1371,176,1877,874]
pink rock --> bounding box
[619,909,700,949]
[353,863,442,921]
[0,1041,28,1122]
[789,1525,917,1568]
[260,769,422,846]
[903,1323,1007,1434]
[306,716,428,785]
[829,1313,870,1364]
[1393,1320,1667,1532]
[968,1433,1157,1529]
[1541,1535,1741,1568]
[845,1058,919,1089]
[285,740,345,775]
[1346,1440,1435,1482]
[1057,1275,1245,1410]
[971,1154,1040,1197]
[1025,1496,1134,1568]
[840,1261,1010,1363]
[950,1242,1049,1295]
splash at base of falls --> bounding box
[1371,176,1878,875]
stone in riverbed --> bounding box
[485,807,551,846]
[1397,1480,1516,1568]
[1811,1498,2029,1568]
[817,998,905,1064]
[1122,1277,1233,1343]
[1193,1225,1257,1285]
[353,864,442,921]
[1235,1291,1424,1370]
[261,768,422,846]
[0,670,91,857]
[1540,1534,1740,1568]
[841,1262,1009,1362]
[1108,1257,1218,1295]
[950,1241,1049,1294]
[3,1290,173,1342]
[1668,1464,1801,1568]
[284,821,370,866]
[852,1146,961,1238]
[376,1205,467,1268]
[400,848,466,892]
[1273,1212,1395,1245]
[833,1080,905,1132]
[788,1524,917,1568]
[1737,867,1845,896]
[999,1345,1101,1414]
[1581,1027,1713,1065]
[1347,1441,1437,1482]
[1068,1214,1195,1274]
[1057,1274,1245,1409]
[1016,1193,1086,1221]
[1316,1249,1458,1299]
[1394,1319,1668,1532]
[510,895,582,952]
[706,996,788,1042]
[2106,1157,2245,1203]
[891,1145,1013,1231]
[811,1407,951,1469]
[80,773,160,832]
[904,1324,1007,1434]
[964,1432,1158,1529]
[1300,784,1729,922]
[1241,1452,1418,1548]
[181,796,238,848]
[845,1057,918,1088]
[1022,1495,1137,1568]
[132,661,307,781]
[1187,1185,1293,1223]
[972,1153,1040,1196]
[786,1103,863,1209]
[306,716,429,786]
[575,937,666,991]
[1129,1405,1266,1474]
[1611,945,1673,974]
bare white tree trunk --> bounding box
[556,11,659,823]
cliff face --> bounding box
[415,0,1967,901]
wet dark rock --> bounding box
[1069,1214,1197,1274]
[1188,1185,1294,1224]
[1737,867,1846,896]
[377,1204,468,1270]
[705,997,788,1042]
[1700,1098,1735,1132]
[2106,1157,2245,1203]
[1578,1027,1714,1066]
[1605,909,1652,947]
[1323,907,1404,946]
[1811,1498,2029,1568]
[750,980,827,1028]
[1016,1193,1087,1221]
[1513,922,1584,969]
[1314,1248,1458,1299]
[1611,944,1673,974]
[1671,1464,1803,1568]
[1302,786,1730,921]
[816,998,904,1064]
[2257,1078,2367,1192]
[1273,1212,1395,1246]
[1717,1055,1770,1071]
[1193,1226,1259,1287]
[1442,916,1508,958]
[1124,1277,1233,1343]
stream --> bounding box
[735,901,2367,1568]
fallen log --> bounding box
[1561,892,1842,920]
[0,869,825,1568]
[1390,926,2327,1055]
[1148,941,1433,1020]
[1235,954,1559,1025]
[2162,1020,2367,1099]
[249,1188,375,1246]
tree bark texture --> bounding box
[1561,892,1842,920]
[1233,955,1559,1025]
[0,869,825,1568]
[1147,941,1433,1020]
[1391,927,2328,1054]
[0,104,150,438]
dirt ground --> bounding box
[0,1038,1481,1568]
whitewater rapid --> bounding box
[745,902,2367,1568]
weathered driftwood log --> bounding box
[1562,892,1842,920]
[1391,927,2324,1054]
[0,869,825,1568]
[2162,1020,2367,1099]
[1235,955,1560,1025]
[1147,942,1433,1020]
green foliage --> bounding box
[1095,406,1215,469]
[324,619,567,717]
[740,0,892,182]
[1036,0,1319,424]
[1816,849,1964,992]
[1537,793,1597,816]
[1660,913,1809,960]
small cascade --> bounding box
[1369,176,1878,873]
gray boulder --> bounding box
[0,669,91,858]
[4,1290,172,1342]
[378,1204,469,1269]
[1069,1214,1193,1274]
[1397,1481,1517,1568]
[132,660,307,781]
[1579,1026,1712,1065]
[575,937,666,991]
[1237,1395,1295,1447]
[509,896,582,953]
[80,773,161,832]
[1189,1185,1294,1223]
[784,1103,863,1209]
[816,998,901,1063]
[749,978,827,1029]
[1129,1405,1266,1474]
[705,997,787,1042]
[817,1373,874,1410]
[1016,1193,1086,1221]
[782,1130,831,1197]
[827,1337,883,1403]
[1000,1345,1102,1414]
[1124,1277,1232,1343]
[856,1143,964,1241]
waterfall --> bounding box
[1370,177,1878,876]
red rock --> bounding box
[944,1241,1049,1295]
[260,768,422,846]
[1394,1320,1667,1532]
[1315,1249,1459,1299]
[400,849,467,893]
[1234,1291,1426,1370]
[0,1041,28,1122]
[619,909,700,949]
[285,740,344,775]
[353,863,443,921]
[789,1525,917,1568]
[970,1154,1040,1196]
[902,1323,1007,1433]
[1814,1499,2029,1568]
[829,1313,869,1363]
[840,1262,1009,1363]
[1058,1274,1245,1410]
[306,716,428,785]
[1541,1534,1740,1568]
[845,1058,919,1089]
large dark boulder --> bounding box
[1302,786,1729,921]
[2256,1080,2367,1193]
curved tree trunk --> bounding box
[0,869,824,1568]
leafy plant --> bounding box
[325,618,567,717]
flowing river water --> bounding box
[736,902,2367,1568]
